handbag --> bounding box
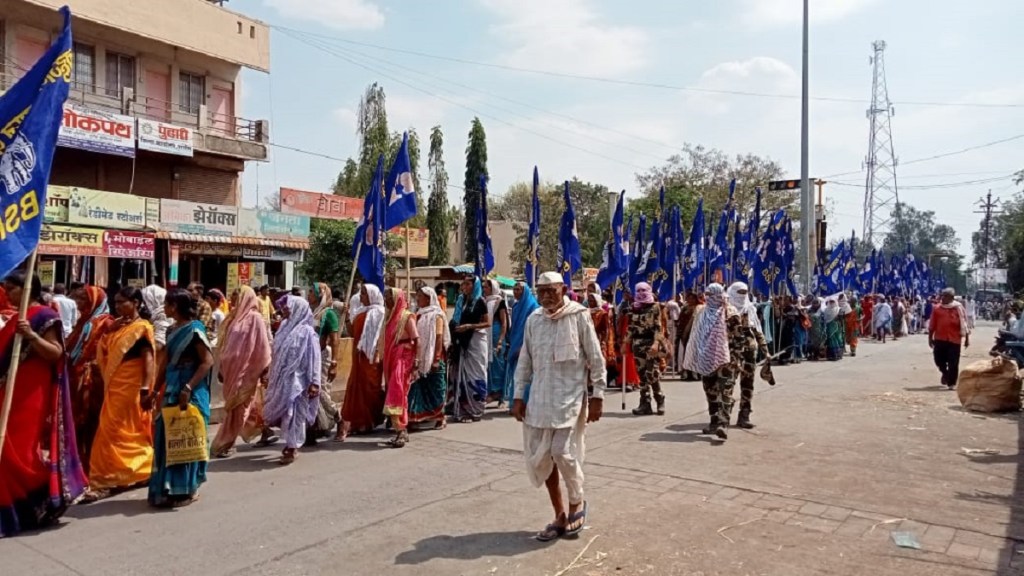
[162,405,209,466]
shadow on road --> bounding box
[394,531,543,564]
[208,452,285,472]
[902,385,951,392]
[65,495,162,520]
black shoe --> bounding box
[736,413,755,429]
[655,395,666,416]
[702,418,719,435]
[632,403,654,416]
[713,427,728,440]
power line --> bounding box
[831,174,1015,189]
[822,133,1024,179]
[272,25,1024,110]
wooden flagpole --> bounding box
[404,222,412,293]
[0,250,40,464]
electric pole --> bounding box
[974,190,1001,294]
[862,40,901,247]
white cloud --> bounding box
[480,0,649,76]
[386,94,453,134]
[739,0,879,27]
[264,0,385,31]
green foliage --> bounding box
[300,219,404,291]
[990,173,1024,291]
[463,118,488,263]
[426,125,450,265]
[331,159,359,196]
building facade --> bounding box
[0,0,304,291]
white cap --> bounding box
[536,271,564,286]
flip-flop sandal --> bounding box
[535,523,566,542]
[565,501,588,537]
[171,494,199,508]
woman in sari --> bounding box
[85,287,156,501]
[483,279,509,405]
[408,287,450,428]
[340,284,385,439]
[382,288,419,448]
[614,291,641,390]
[66,285,115,473]
[806,297,825,360]
[839,294,860,357]
[588,292,616,389]
[449,277,490,423]
[505,282,538,405]
[149,290,214,508]
[307,282,342,444]
[263,296,321,465]
[0,273,87,537]
[211,286,272,458]
[822,298,845,361]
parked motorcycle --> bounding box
[990,330,1024,369]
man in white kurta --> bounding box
[512,272,606,541]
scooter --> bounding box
[990,331,1024,369]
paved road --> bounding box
[5,324,1023,575]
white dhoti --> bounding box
[523,404,587,505]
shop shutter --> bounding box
[177,164,238,206]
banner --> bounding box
[279,187,363,221]
[68,186,149,230]
[39,224,105,256]
[38,260,56,287]
[57,103,135,158]
[103,230,155,259]
[242,246,304,261]
[168,243,180,287]
[237,208,310,240]
[391,226,429,259]
[176,242,242,257]
[45,185,70,223]
[227,262,265,294]
[159,199,237,236]
[137,118,193,157]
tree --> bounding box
[300,219,405,291]
[463,118,488,263]
[881,202,967,292]
[261,191,281,211]
[331,159,359,196]
[492,178,614,274]
[426,126,450,265]
[330,83,390,198]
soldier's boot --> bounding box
[632,399,654,416]
[701,403,720,434]
[736,409,755,430]
[655,394,666,416]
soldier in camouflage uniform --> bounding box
[622,282,667,416]
[727,282,773,429]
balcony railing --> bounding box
[0,70,266,145]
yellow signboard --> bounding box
[38,261,56,288]
[38,224,105,256]
[391,227,429,259]
[68,187,149,230]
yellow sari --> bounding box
[90,319,155,490]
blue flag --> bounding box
[642,206,662,287]
[475,175,494,278]
[614,215,633,302]
[353,155,386,290]
[751,211,785,296]
[558,181,582,286]
[0,8,72,278]
[630,215,647,291]
[731,210,748,284]
[683,199,706,290]
[524,166,541,287]
[708,180,735,283]
[596,190,626,290]
[384,131,418,229]
[859,248,876,292]
[657,206,681,300]
[819,240,846,294]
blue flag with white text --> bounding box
[353,155,386,290]
[384,131,418,229]
[0,7,72,278]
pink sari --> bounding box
[211,286,272,454]
[382,288,418,429]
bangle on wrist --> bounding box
[183,384,193,393]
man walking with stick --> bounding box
[512,272,605,541]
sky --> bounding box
[230,0,1024,262]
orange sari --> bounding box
[90,319,155,490]
[65,286,114,474]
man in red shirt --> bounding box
[928,288,970,389]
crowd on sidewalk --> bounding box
[0,269,971,541]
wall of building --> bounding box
[448,219,522,278]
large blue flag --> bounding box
[641,204,662,286]
[630,215,647,291]
[558,181,582,286]
[0,8,72,278]
[859,248,877,293]
[683,199,706,289]
[353,155,386,290]
[614,214,633,302]
[475,175,494,278]
[657,205,682,300]
[708,180,735,283]
[751,211,785,296]
[384,131,418,229]
[524,166,541,287]
[596,190,626,290]
[731,210,749,284]
[819,240,846,294]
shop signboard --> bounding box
[137,118,194,157]
[279,187,363,221]
[391,226,430,259]
[104,231,156,259]
[228,262,267,294]
[68,187,149,230]
[45,185,70,223]
[242,247,304,261]
[57,104,135,157]
[38,261,56,288]
[176,242,243,257]
[39,224,105,256]
[237,208,310,240]
[159,199,238,236]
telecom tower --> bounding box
[862,40,900,247]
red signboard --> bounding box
[279,187,363,221]
[103,230,156,259]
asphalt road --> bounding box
[4,323,1023,575]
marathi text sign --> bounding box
[39,224,105,256]
[242,247,304,261]
[391,226,429,259]
[137,118,193,157]
[45,185,69,223]
[68,187,148,230]
[159,199,237,236]
[104,230,155,259]
[237,208,310,240]
[57,104,135,157]
[279,188,363,221]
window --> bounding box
[72,42,94,91]
[105,52,135,97]
[178,72,204,114]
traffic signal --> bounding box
[768,179,801,191]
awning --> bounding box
[157,231,309,250]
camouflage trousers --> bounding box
[738,348,757,415]
[702,371,735,425]
[635,349,664,403]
